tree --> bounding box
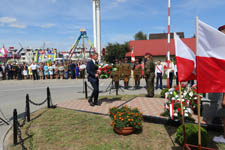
[105,42,130,63]
[134,31,147,40]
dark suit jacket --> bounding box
[86,60,98,82]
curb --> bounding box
[1,124,12,150]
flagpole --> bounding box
[178,81,187,147]
[167,0,171,88]
[195,16,202,150]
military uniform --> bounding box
[122,58,131,89]
[144,58,155,97]
[112,61,120,94]
[133,60,142,88]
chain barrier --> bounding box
[17,106,27,128]
[0,109,10,125]
[13,87,55,150]
[86,83,93,91]
[28,98,47,106]
[16,120,27,150]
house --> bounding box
[126,37,196,63]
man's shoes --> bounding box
[213,135,225,144]
[145,95,154,98]
[88,101,94,106]
[94,101,100,106]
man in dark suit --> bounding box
[86,52,99,106]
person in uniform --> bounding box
[155,60,163,89]
[133,59,142,89]
[144,53,155,97]
[112,59,120,94]
[122,57,131,89]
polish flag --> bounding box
[131,47,135,63]
[196,19,225,93]
[169,103,174,120]
[174,32,196,82]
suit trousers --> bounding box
[156,73,162,89]
[169,72,174,88]
[89,79,99,104]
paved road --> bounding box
[0,78,171,150]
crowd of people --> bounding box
[0,61,87,80]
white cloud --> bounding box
[116,0,128,2]
[111,0,128,8]
[9,23,27,29]
[177,0,225,10]
[40,23,56,28]
[0,17,16,24]
[50,0,56,3]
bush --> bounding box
[160,88,169,98]
[175,123,208,147]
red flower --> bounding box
[181,84,186,88]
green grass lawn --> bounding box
[8,108,225,150]
[7,93,225,150]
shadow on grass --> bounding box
[15,109,50,150]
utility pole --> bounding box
[92,0,101,62]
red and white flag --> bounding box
[131,47,135,63]
[169,103,174,120]
[196,19,225,93]
[174,32,196,82]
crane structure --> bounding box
[68,29,95,60]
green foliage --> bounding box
[109,106,143,129]
[160,88,169,98]
[134,31,147,40]
[175,123,208,147]
[105,42,130,63]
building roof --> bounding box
[149,32,184,39]
[126,38,195,57]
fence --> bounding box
[13,87,55,150]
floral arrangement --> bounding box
[109,106,143,129]
[98,64,112,79]
[163,84,201,121]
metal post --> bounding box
[47,87,51,108]
[26,94,30,122]
[85,81,88,99]
[13,109,18,145]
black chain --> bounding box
[29,98,47,106]
[87,84,93,90]
[0,109,10,125]
[17,109,27,128]
[16,120,27,150]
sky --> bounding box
[0,0,225,51]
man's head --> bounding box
[92,52,98,61]
[124,57,128,63]
[157,60,161,65]
[135,58,139,64]
[218,25,225,34]
[145,53,152,60]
